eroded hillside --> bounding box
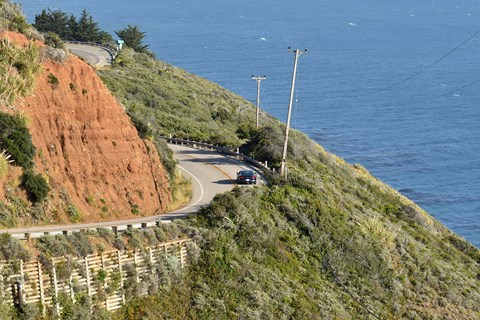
[0,31,171,225]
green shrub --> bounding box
[131,204,140,215]
[66,203,82,223]
[43,31,65,49]
[21,170,50,203]
[0,233,30,261]
[0,112,36,169]
[129,112,153,139]
[47,73,59,85]
[85,194,95,205]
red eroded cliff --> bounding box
[2,32,172,222]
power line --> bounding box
[324,28,480,99]
[394,78,480,107]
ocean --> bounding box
[18,0,480,247]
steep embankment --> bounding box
[1,31,171,223]
[99,49,479,319]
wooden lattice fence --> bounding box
[0,239,192,315]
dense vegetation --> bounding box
[99,48,270,148]
[34,9,112,44]
[33,8,151,55]
[98,50,480,319]
[114,25,150,55]
[0,111,50,204]
[0,0,31,36]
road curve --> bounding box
[66,43,112,67]
[0,144,261,239]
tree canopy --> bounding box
[115,25,150,54]
[33,9,112,43]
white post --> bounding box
[252,75,266,129]
[280,48,306,177]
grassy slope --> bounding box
[99,49,480,319]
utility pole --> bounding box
[252,75,266,129]
[280,48,306,177]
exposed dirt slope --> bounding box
[2,32,171,223]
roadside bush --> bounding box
[66,203,82,222]
[0,112,36,169]
[0,233,30,261]
[21,170,49,203]
[240,126,285,167]
[67,232,94,257]
[128,112,153,139]
[43,31,65,49]
[153,138,176,179]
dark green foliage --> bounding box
[115,25,150,54]
[76,9,102,42]
[34,8,113,44]
[0,112,36,169]
[34,9,70,37]
[21,170,49,203]
[0,233,30,261]
[240,125,285,168]
[47,73,59,85]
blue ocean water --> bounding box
[18,0,480,247]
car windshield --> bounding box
[239,171,255,176]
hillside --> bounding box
[0,29,172,226]
[98,50,480,319]
[0,2,478,318]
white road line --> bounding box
[177,165,204,209]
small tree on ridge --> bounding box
[115,25,150,54]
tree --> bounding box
[76,9,101,42]
[65,14,78,40]
[33,9,69,38]
[115,25,150,54]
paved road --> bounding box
[66,43,112,67]
[0,144,261,239]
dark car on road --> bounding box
[236,170,257,184]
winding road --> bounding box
[0,144,262,239]
[0,44,263,239]
[66,43,112,67]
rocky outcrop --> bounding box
[3,32,171,222]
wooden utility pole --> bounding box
[280,48,306,177]
[252,75,266,129]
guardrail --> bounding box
[64,40,118,62]
[161,136,274,173]
[0,140,270,240]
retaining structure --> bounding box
[0,239,192,315]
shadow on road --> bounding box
[213,179,234,185]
